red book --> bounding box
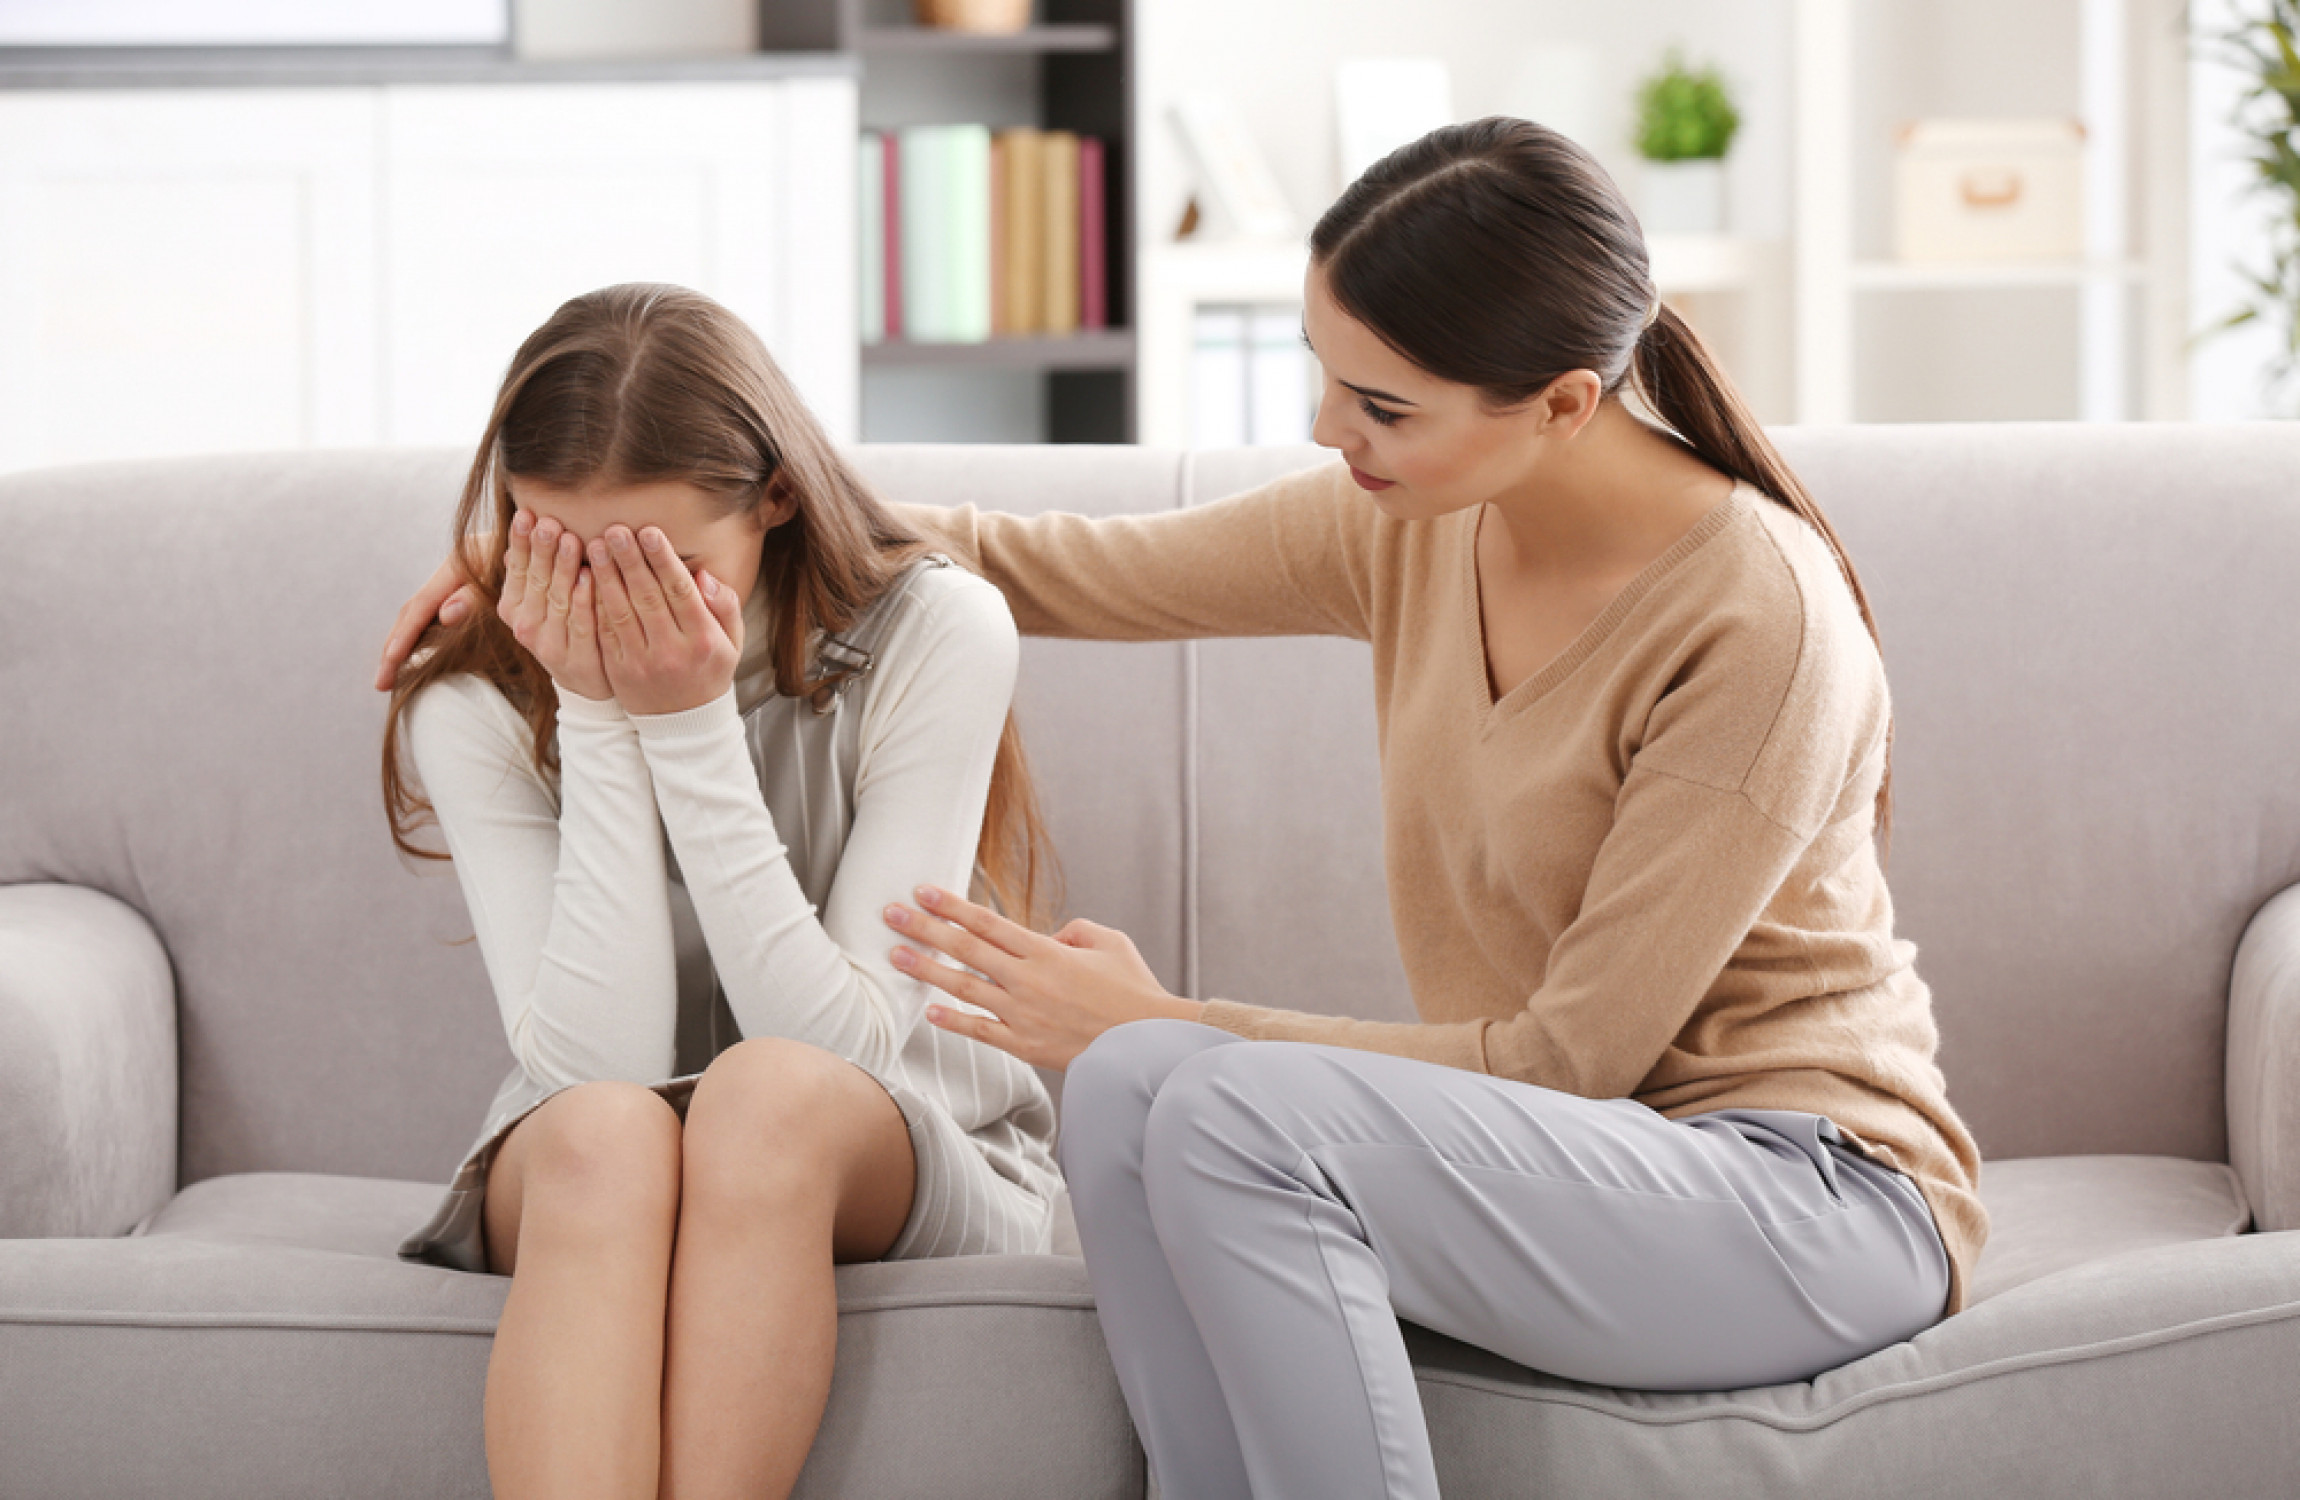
[1079,136,1107,331]
[882,131,904,341]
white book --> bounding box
[1248,305,1314,446]
[944,124,993,344]
[1189,306,1249,449]
[859,133,885,345]
[900,127,949,342]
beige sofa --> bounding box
[3,422,2299,1497]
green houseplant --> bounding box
[2198,1,2300,411]
[1632,47,1741,234]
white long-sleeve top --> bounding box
[403,561,1059,1202]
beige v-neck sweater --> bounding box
[905,460,1987,1314]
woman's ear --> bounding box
[757,472,801,532]
[1536,370,1605,439]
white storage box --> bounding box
[1893,118,2085,263]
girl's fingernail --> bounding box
[640,529,664,553]
[700,570,718,598]
[513,510,533,535]
[588,540,609,565]
[442,597,468,623]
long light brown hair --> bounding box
[383,283,1059,923]
[1311,116,1897,862]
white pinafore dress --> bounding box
[398,556,1062,1273]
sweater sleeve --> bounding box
[893,460,1375,642]
[626,571,1018,1081]
[404,676,681,1089]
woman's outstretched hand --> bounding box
[375,542,486,690]
[589,523,744,716]
[884,886,1204,1070]
[500,510,612,703]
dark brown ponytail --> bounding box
[1310,116,1895,862]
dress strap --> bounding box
[807,552,954,715]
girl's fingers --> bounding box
[697,568,744,652]
[498,511,533,617]
[567,569,596,646]
[547,530,581,618]
[588,537,638,657]
[604,527,666,645]
[640,526,712,636]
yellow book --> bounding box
[1041,130,1080,335]
[1003,129,1043,337]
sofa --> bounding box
[3,421,2298,1498]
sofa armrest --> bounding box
[0,884,176,1238]
[2230,882,2300,1232]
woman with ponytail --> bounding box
[380,118,1985,1497]
[380,283,1062,1498]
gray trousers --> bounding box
[1058,1019,1951,1500]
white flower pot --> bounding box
[1640,158,1726,234]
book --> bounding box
[1002,128,1043,337]
[1041,130,1080,335]
[1079,135,1106,331]
[881,131,903,341]
[989,132,1008,336]
[944,124,993,343]
[900,127,943,340]
[859,133,885,345]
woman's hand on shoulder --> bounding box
[590,523,745,717]
[500,510,614,703]
[375,537,489,691]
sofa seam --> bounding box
[1409,1295,2300,1431]
[0,1290,1103,1337]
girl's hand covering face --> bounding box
[588,522,746,716]
[883,887,1199,1070]
[499,509,612,702]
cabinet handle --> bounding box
[1959,171,2024,208]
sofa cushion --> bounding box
[1971,1154,2249,1304]
[1411,1230,2300,1498]
[1,1173,1138,1500]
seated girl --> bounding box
[380,282,1061,1500]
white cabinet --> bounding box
[0,71,857,473]
[0,89,380,465]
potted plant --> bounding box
[2196,0,2300,412]
[1633,46,1741,235]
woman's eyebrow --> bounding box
[1299,326,1419,407]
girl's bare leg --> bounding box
[659,1037,918,1500]
[482,1081,684,1500]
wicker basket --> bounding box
[915,0,1032,33]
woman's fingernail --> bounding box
[916,886,940,908]
[892,947,916,969]
[926,1005,946,1024]
[884,904,907,927]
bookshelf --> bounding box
[1789,0,2187,423]
[761,0,1136,443]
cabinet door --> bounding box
[383,79,856,449]
[0,89,380,471]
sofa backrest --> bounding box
[2,424,2295,1186]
